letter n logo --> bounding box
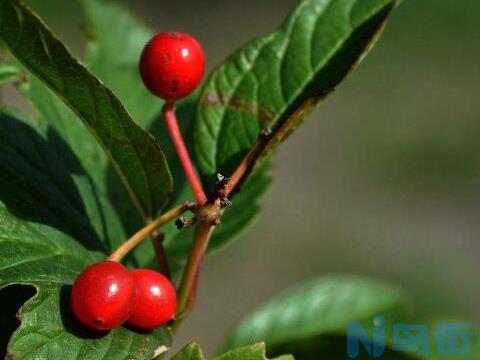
[347,316,386,358]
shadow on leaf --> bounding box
[0,284,37,358]
[0,111,106,252]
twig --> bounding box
[151,231,171,279]
[107,202,193,262]
[223,129,272,197]
[173,130,272,329]
[163,102,208,205]
[175,222,215,321]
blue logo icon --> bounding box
[346,316,473,358]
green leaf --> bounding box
[0,109,171,359]
[214,343,293,360]
[195,0,400,191]
[25,76,109,193]
[22,78,130,256]
[171,342,204,360]
[79,0,171,238]
[225,276,409,359]
[0,63,20,85]
[172,342,293,360]
[81,0,162,129]
[0,0,173,221]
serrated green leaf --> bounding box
[0,63,20,85]
[214,343,294,360]
[171,342,205,360]
[172,342,293,360]
[195,0,399,191]
[225,276,409,359]
[81,0,162,129]
[0,109,171,359]
[0,0,173,221]
[79,0,175,239]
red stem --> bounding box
[163,102,207,205]
[151,231,171,279]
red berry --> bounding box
[139,31,205,101]
[71,261,135,331]
[128,269,177,329]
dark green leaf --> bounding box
[225,276,409,359]
[195,0,400,191]
[0,109,171,359]
[0,63,20,85]
[80,0,175,239]
[0,0,172,221]
[172,342,293,360]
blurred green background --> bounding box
[4,0,480,356]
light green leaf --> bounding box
[82,0,162,129]
[0,109,171,359]
[195,0,400,191]
[172,342,293,360]
[226,276,409,359]
[0,0,173,221]
[80,0,180,238]
[25,76,109,194]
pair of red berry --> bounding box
[71,261,176,331]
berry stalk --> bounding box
[163,102,207,205]
[175,221,214,320]
[108,202,193,263]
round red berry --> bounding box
[128,269,177,329]
[71,261,135,331]
[139,31,205,101]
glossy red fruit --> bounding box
[71,261,135,331]
[139,31,205,101]
[128,269,177,329]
